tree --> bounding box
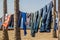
[2,0,9,40]
[58,0,60,40]
[53,0,57,38]
[14,0,21,40]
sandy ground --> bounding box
[0,29,58,40]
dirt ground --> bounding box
[0,29,58,40]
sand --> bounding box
[0,29,58,40]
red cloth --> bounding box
[2,15,11,28]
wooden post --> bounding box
[58,0,60,40]
[2,0,9,40]
[3,0,7,23]
[52,0,57,38]
[14,0,21,40]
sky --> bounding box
[0,0,58,18]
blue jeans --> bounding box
[45,10,52,32]
[21,12,27,36]
[40,12,47,32]
[34,12,40,33]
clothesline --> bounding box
[1,1,58,37]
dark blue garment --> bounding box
[34,11,39,33]
[45,1,53,32]
[21,12,27,36]
[45,11,51,32]
[40,6,47,32]
[9,15,14,27]
[9,11,21,27]
[40,8,43,17]
[9,11,27,36]
[45,7,52,32]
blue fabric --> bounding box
[45,1,53,32]
[40,1,53,32]
[45,10,51,32]
[40,6,47,32]
[9,11,21,27]
[21,12,27,36]
[9,11,27,36]
[9,15,14,27]
[34,11,39,33]
[45,2,53,32]
[40,8,43,17]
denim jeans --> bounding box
[21,12,27,36]
[40,6,47,32]
[34,11,40,33]
[45,10,52,32]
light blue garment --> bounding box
[20,18,23,28]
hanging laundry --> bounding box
[45,1,53,32]
[40,5,47,32]
[39,8,43,29]
[45,10,52,32]
[21,12,27,36]
[21,17,23,28]
[2,14,11,29]
[30,13,35,37]
[9,11,21,28]
[26,13,31,28]
[34,11,39,33]
[9,14,14,27]
[7,11,26,36]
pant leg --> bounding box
[45,12,51,32]
[45,19,50,32]
[40,22,45,32]
[30,13,35,37]
[22,13,27,36]
[34,13,38,33]
[40,13,46,32]
[23,22,27,35]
